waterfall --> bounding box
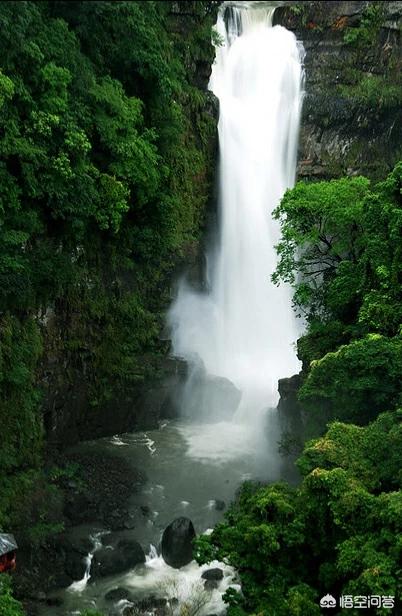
[168,2,304,456]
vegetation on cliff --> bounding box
[197,412,402,615]
[0,0,216,573]
[275,164,402,429]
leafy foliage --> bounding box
[0,576,25,616]
[0,0,216,578]
[274,163,402,426]
[343,3,386,47]
[273,176,370,319]
[198,412,402,615]
[299,334,402,423]
[0,316,42,473]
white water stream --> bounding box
[169,2,304,458]
[39,4,305,615]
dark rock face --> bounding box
[62,537,91,581]
[204,579,219,591]
[62,451,145,529]
[214,499,226,512]
[278,374,303,417]
[277,373,306,460]
[201,568,224,581]
[91,538,145,578]
[42,334,188,445]
[183,368,242,422]
[161,517,196,569]
[274,1,402,180]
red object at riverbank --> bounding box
[0,534,18,573]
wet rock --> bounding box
[123,596,169,616]
[201,568,224,581]
[45,596,63,607]
[273,2,402,181]
[123,517,136,530]
[62,451,145,529]
[60,534,92,581]
[136,596,168,610]
[161,517,196,568]
[278,373,302,405]
[185,371,241,422]
[91,538,145,578]
[214,499,226,511]
[105,507,130,530]
[22,601,40,616]
[204,579,219,591]
[64,490,96,525]
[277,373,305,456]
[64,549,87,581]
[140,505,152,517]
[105,587,133,602]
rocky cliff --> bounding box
[275,1,401,180]
[38,1,219,446]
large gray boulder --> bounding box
[91,538,145,578]
[161,517,196,569]
[183,369,241,422]
[201,568,224,581]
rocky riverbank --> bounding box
[14,418,269,616]
[14,447,147,613]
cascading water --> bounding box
[169,2,304,460]
[36,9,305,615]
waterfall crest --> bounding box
[168,2,304,452]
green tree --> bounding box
[274,163,402,426]
[197,412,402,615]
[299,334,402,423]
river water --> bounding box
[38,417,297,616]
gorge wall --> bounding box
[275,1,401,180]
[37,1,220,445]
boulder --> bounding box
[105,587,133,602]
[123,597,169,616]
[201,568,224,581]
[214,500,226,512]
[64,550,87,581]
[161,517,196,568]
[91,539,145,578]
[204,579,218,591]
[182,368,241,422]
[59,533,93,581]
